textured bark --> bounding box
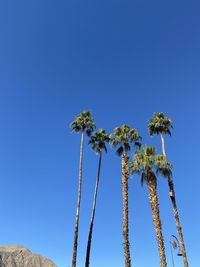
[121,154,132,267]
[85,152,102,267]
[147,176,167,267]
[72,131,84,267]
[168,177,189,267]
[160,134,189,267]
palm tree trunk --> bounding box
[147,175,167,267]
[121,153,132,267]
[160,133,166,157]
[160,134,189,267]
[72,131,84,267]
[85,152,102,267]
[168,176,189,267]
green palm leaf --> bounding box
[110,125,141,156]
[148,112,173,136]
[130,145,172,184]
[70,111,96,135]
[89,129,110,154]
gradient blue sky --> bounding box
[0,1,199,266]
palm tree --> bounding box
[70,111,96,267]
[148,112,189,267]
[110,125,141,267]
[130,146,167,267]
[85,129,110,267]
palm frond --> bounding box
[89,129,110,154]
[141,172,147,186]
[148,112,173,137]
[130,145,159,185]
[116,146,124,156]
[155,154,173,178]
[110,125,142,156]
[70,111,96,134]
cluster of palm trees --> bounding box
[70,111,189,267]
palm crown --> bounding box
[70,111,96,136]
[148,112,173,136]
[110,125,141,156]
[155,154,173,178]
[130,146,173,185]
[89,129,110,154]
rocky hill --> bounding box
[0,246,57,267]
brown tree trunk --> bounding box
[147,175,167,267]
[160,134,189,267]
[85,152,102,267]
[72,131,84,267]
[121,153,132,267]
[168,177,189,267]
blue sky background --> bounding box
[0,1,199,266]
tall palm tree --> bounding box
[85,129,110,267]
[110,125,141,267]
[148,112,189,267]
[130,146,168,267]
[70,111,96,267]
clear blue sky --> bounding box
[0,1,199,266]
